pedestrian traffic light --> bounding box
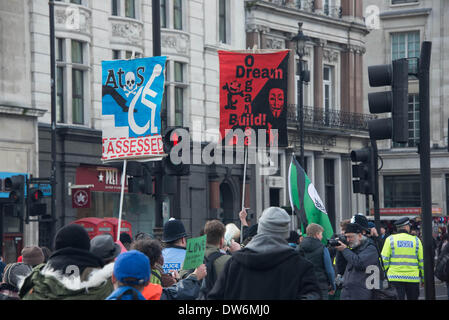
[4,175,25,217]
[163,126,190,176]
[28,187,47,216]
[367,58,409,144]
[350,148,375,195]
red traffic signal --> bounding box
[29,188,43,202]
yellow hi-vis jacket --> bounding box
[381,231,424,283]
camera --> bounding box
[327,235,348,247]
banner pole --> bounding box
[240,146,248,244]
[117,159,127,242]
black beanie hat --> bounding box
[345,223,363,234]
[54,224,91,251]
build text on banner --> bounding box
[218,50,289,147]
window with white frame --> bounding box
[56,38,88,125]
[174,61,186,126]
[393,93,420,148]
[173,0,183,30]
[160,0,167,28]
[391,31,420,74]
[391,0,418,4]
[219,0,228,44]
[110,0,138,19]
[160,0,184,30]
[323,65,333,110]
[163,61,187,127]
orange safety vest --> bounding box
[142,283,162,300]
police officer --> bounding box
[161,218,188,275]
[381,217,424,300]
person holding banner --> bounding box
[207,207,321,300]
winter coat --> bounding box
[0,283,20,300]
[19,262,114,300]
[298,237,329,292]
[207,233,321,300]
[204,244,231,280]
[142,273,201,300]
[106,286,146,300]
[340,237,380,300]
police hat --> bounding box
[394,217,410,228]
[162,218,187,243]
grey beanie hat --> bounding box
[3,263,32,289]
[257,207,290,239]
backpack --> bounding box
[435,251,449,282]
[198,251,224,299]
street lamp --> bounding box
[291,22,310,169]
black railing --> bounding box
[287,104,376,131]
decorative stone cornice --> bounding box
[161,31,189,55]
[323,48,339,63]
[110,17,143,46]
[265,36,285,49]
[0,104,46,118]
[54,3,91,35]
[245,23,270,34]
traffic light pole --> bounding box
[418,41,435,300]
[49,0,57,243]
[370,139,381,236]
[152,0,164,237]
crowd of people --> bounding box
[0,207,447,300]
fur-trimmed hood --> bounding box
[18,262,115,300]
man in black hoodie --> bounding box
[207,207,321,300]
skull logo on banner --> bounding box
[123,71,137,97]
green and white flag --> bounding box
[288,156,334,243]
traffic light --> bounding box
[128,162,153,194]
[350,147,375,195]
[163,127,190,176]
[367,58,409,143]
[28,187,47,216]
[4,175,26,217]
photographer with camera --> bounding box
[298,223,336,300]
[335,223,381,300]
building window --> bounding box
[71,40,83,64]
[323,65,333,110]
[112,0,119,16]
[384,175,421,208]
[56,39,88,125]
[125,0,136,18]
[219,0,227,43]
[324,159,336,231]
[391,31,420,74]
[112,50,121,60]
[392,94,419,148]
[160,0,167,28]
[391,0,418,4]
[72,69,84,124]
[56,67,64,123]
[173,0,182,30]
[70,0,82,4]
[174,62,184,126]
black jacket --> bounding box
[207,237,321,300]
[47,247,104,281]
[298,237,328,291]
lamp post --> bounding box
[291,22,310,168]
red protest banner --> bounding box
[218,50,289,147]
